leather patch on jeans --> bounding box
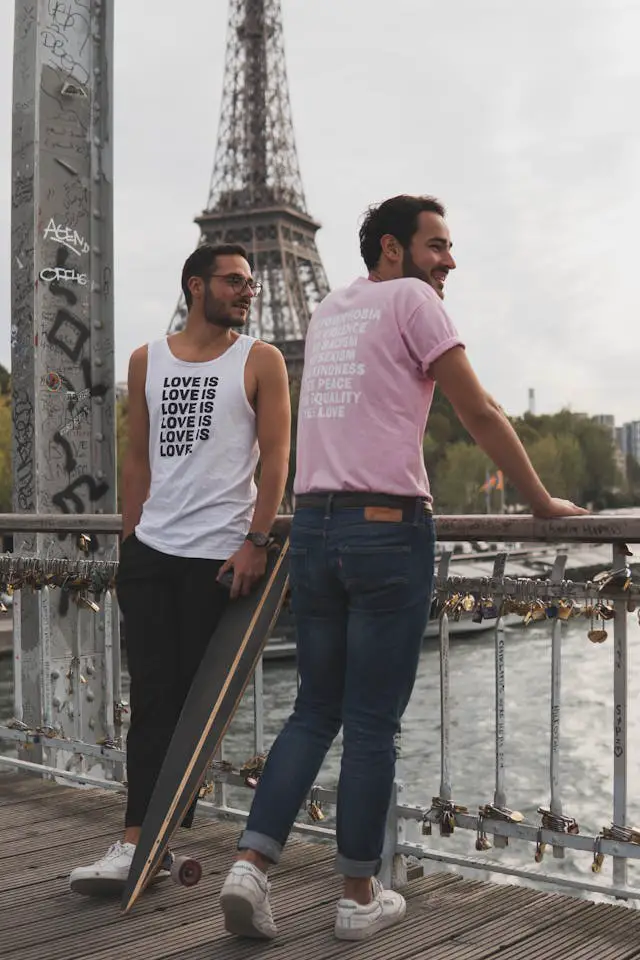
[364,506,403,522]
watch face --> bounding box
[247,532,269,547]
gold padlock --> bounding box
[308,801,325,822]
[531,601,547,622]
[462,594,475,613]
[440,810,455,836]
[78,533,92,553]
[588,629,608,644]
[475,832,491,851]
[557,601,574,622]
[76,594,100,613]
[524,600,546,625]
[443,594,460,615]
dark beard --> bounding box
[401,250,441,297]
[203,286,247,328]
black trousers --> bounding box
[116,534,229,829]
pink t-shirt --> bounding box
[294,276,464,501]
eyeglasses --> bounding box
[208,274,263,297]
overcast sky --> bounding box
[1,1,639,422]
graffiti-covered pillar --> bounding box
[11,1,120,776]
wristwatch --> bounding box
[246,531,269,548]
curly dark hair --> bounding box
[359,195,446,270]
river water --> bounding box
[2,611,640,898]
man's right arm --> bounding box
[430,346,588,518]
[121,346,150,540]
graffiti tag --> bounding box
[40,266,87,285]
[43,217,89,257]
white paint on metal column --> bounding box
[11,0,119,775]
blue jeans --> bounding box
[238,498,436,877]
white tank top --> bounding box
[135,335,259,559]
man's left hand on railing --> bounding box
[531,497,590,519]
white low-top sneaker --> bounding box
[334,877,407,941]
[69,841,170,896]
[220,861,277,939]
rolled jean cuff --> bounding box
[237,829,283,864]
[335,852,381,878]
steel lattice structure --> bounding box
[207,0,306,213]
[168,0,330,373]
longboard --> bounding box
[121,537,290,913]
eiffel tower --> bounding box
[168,0,330,376]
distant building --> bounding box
[620,421,640,464]
[115,381,128,400]
[527,388,535,415]
[593,414,616,438]
[593,415,627,484]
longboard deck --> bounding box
[121,538,290,913]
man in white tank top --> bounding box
[69,244,291,895]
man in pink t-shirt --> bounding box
[221,196,586,941]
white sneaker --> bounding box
[220,861,277,939]
[334,877,406,941]
[69,841,170,896]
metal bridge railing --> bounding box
[392,540,639,901]
[1,512,640,902]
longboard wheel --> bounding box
[170,856,202,888]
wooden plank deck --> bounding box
[2,773,640,960]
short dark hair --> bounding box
[181,242,249,307]
[358,195,446,270]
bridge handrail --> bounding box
[1,512,639,543]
